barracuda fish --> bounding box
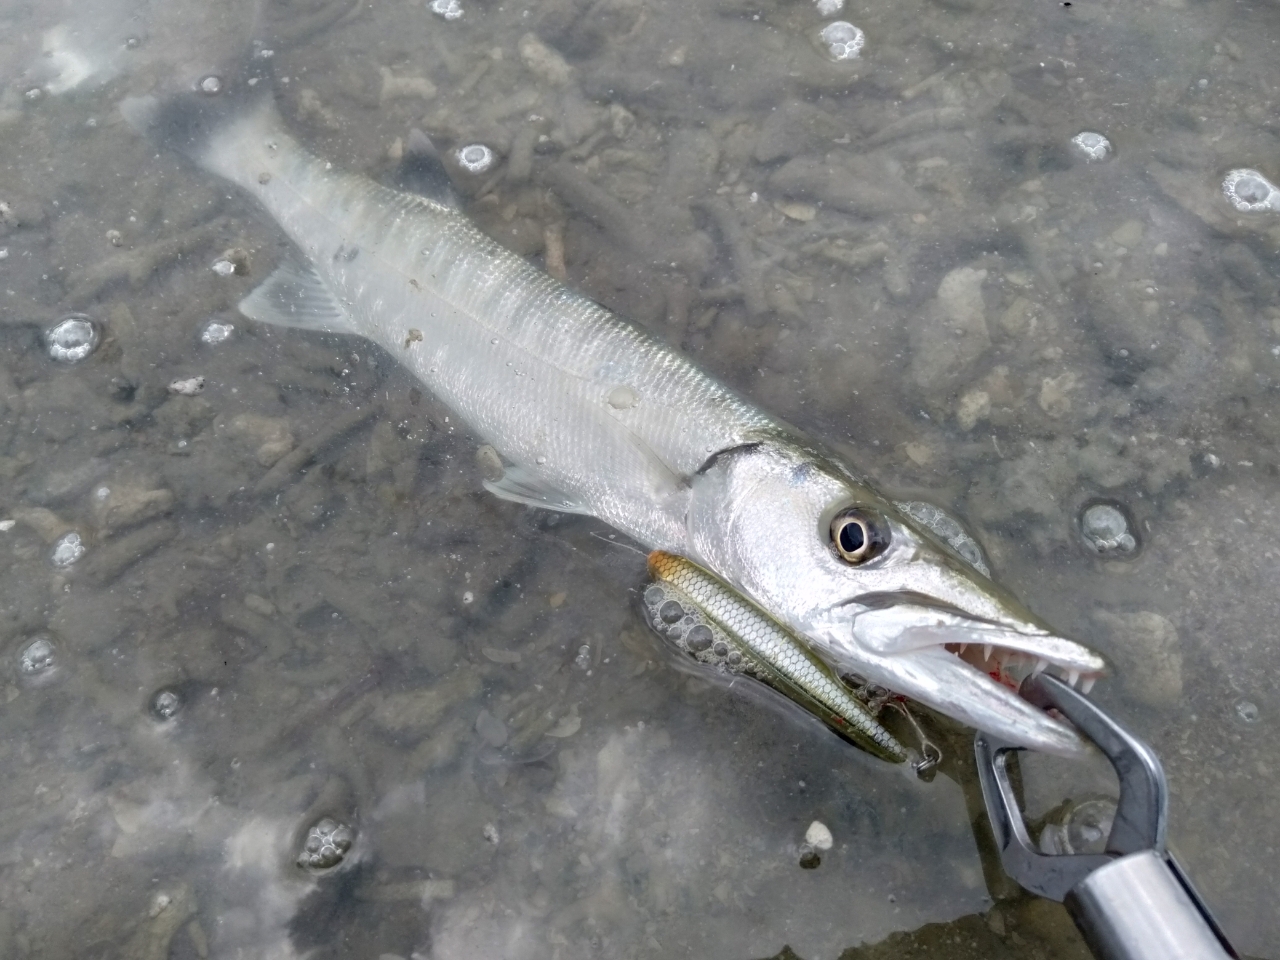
[645,551,906,762]
[123,70,1105,759]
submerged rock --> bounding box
[909,266,991,394]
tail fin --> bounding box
[121,59,281,183]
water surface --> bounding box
[1,0,1278,956]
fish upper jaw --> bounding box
[809,602,1107,759]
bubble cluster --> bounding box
[1071,131,1113,163]
[297,817,355,870]
[642,585,753,674]
[429,0,463,20]
[1235,699,1260,724]
[1078,501,1138,557]
[210,248,247,276]
[574,643,592,670]
[1221,168,1279,213]
[150,688,183,721]
[456,143,496,174]
[46,315,99,363]
[895,501,990,577]
[51,531,85,567]
[19,637,57,677]
[201,321,235,345]
[820,21,865,61]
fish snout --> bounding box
[815,603,1106,758]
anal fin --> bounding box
[484,464,590,515]
[239,260,358,335]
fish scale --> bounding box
[647,552,907,762]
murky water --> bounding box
[1,0,1278,957]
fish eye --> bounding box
[830,509,888,563]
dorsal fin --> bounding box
[396,129,458,207]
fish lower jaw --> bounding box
[944,642,1105,695]
[819,635,1098,756]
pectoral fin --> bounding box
[239,261,358,335]
[484,465,590,515]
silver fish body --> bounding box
[124,82,1104,758]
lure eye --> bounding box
[830,509,887,563]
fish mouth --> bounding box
[814,601,1106,758]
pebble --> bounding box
[168,376,206,396]
[456,143,496,174]
[1071,131,1113,162]
[92,484,174,534]
[814,0,844,14]
[51,531,85,567]
[779,202,817,222]
[518,33,574,88]
[955,389,990,432]
[475,708,508,747]
[804,820,834,851]
[198,75,223,95]
[820,22,865,61]
[19,636,57,677]
[546,713,581,737]
[483,822,500,844]
[46,315,100,363]
[297,817,355,870]
[909,266,990,392]
[201,321,235,344]
[429,0,463,20]
[1221,168,1279,213]
[1079,501,1138,557]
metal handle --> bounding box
[974,673,1239,960]
[1067,851,1235,960]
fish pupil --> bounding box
[838,520,865,555]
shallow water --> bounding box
[1,0,1279,957]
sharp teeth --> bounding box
[1068,669,1080,688]
[983,644,993,663]
[1082,676,1096,695]
[958,643,968,653]
[1033,658,1048,677]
